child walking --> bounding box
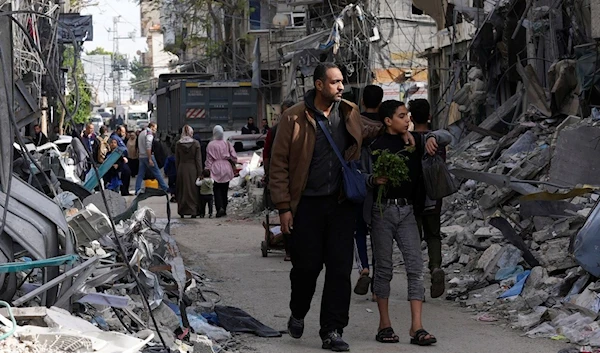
[361,100,451,346]
[197,169,214,218]
[409,98,447,298]
[164,148,177,203]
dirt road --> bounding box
[142,198,568,353]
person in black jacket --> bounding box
[241,117,259,134]
[409,99,446,299]
[32,124,48,146]
[103,137,130,194]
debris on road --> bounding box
[0,187,277,353]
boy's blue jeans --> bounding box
[135,156,169,193]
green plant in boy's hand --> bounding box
[372,149,410,215]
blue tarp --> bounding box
[498,270,531,299]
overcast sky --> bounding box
[81,0,148,102]
[82,0,146,58]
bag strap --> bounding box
[316,118,346,166]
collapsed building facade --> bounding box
[406,0,600,348]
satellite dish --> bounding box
[136,50,142,55]
[272,13,289,28]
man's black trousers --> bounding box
[290,195,356,337]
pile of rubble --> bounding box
[0,189,276,353]
[439,100,600,347]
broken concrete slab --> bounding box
[477,244,504,271]
[549,124,600,187]
[537,238,578,273]
[475,226,503,238]
[441,225,465,236]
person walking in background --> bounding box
[175,125,203,218]
[353,84,385,297]
[127,131,139,177]
[261,118,271,134]
[32,124,48,146]
[241,117,259,134]
[135,122,168,194]
[81,123,97,154]
[164,148,177,203]
[409,98,446,299]
[197,169,214,218]
[263,99,295,261]
[103,137,130,193]
[205,125,237,218]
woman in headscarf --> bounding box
[205,125,238,218]
[176,125,203,218]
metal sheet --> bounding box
[573,200,600,277]
[489,217,540,268]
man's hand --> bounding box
[280,211,293,234]
[123,157,128,164]
[402,132,416,146]
[148,158,155,167]
[425,137,438,155]
[374,177,389,185]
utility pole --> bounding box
[111,16,121,105]
[109,16,135,105]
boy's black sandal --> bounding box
[375,327,399,343]
[410,329,437,346]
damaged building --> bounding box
[407,0,600,348]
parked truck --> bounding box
[155,74,258,140]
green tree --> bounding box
[61,46,92,126]
[85,47,112,56]
[129,57,154,97]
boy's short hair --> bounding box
[362,85,384,109]
[202,169,211,178]
[408,99,430,124]
[378,100,405,122]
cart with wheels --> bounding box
[261,213,285,257]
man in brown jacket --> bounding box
[270,63,412,351]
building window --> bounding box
[249,0,261,31]
[412,5,423,15]
[291,13,305,27]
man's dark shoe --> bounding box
[321,331,350,352]
[287,316,304,339]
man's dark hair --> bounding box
[378,100,405,122]
[99,126,108,135]
[202,169,211,178]
[313,62,340,85]
[33,124,40,128]
[408,99,430,125]
[362,85,384,109]
[248,117,254,121]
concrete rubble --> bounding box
[0,190,257,353]
[438,66,600,349]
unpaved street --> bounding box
[143,198,568,353]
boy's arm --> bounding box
[359,145,377,189]
[425,129,452,147]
